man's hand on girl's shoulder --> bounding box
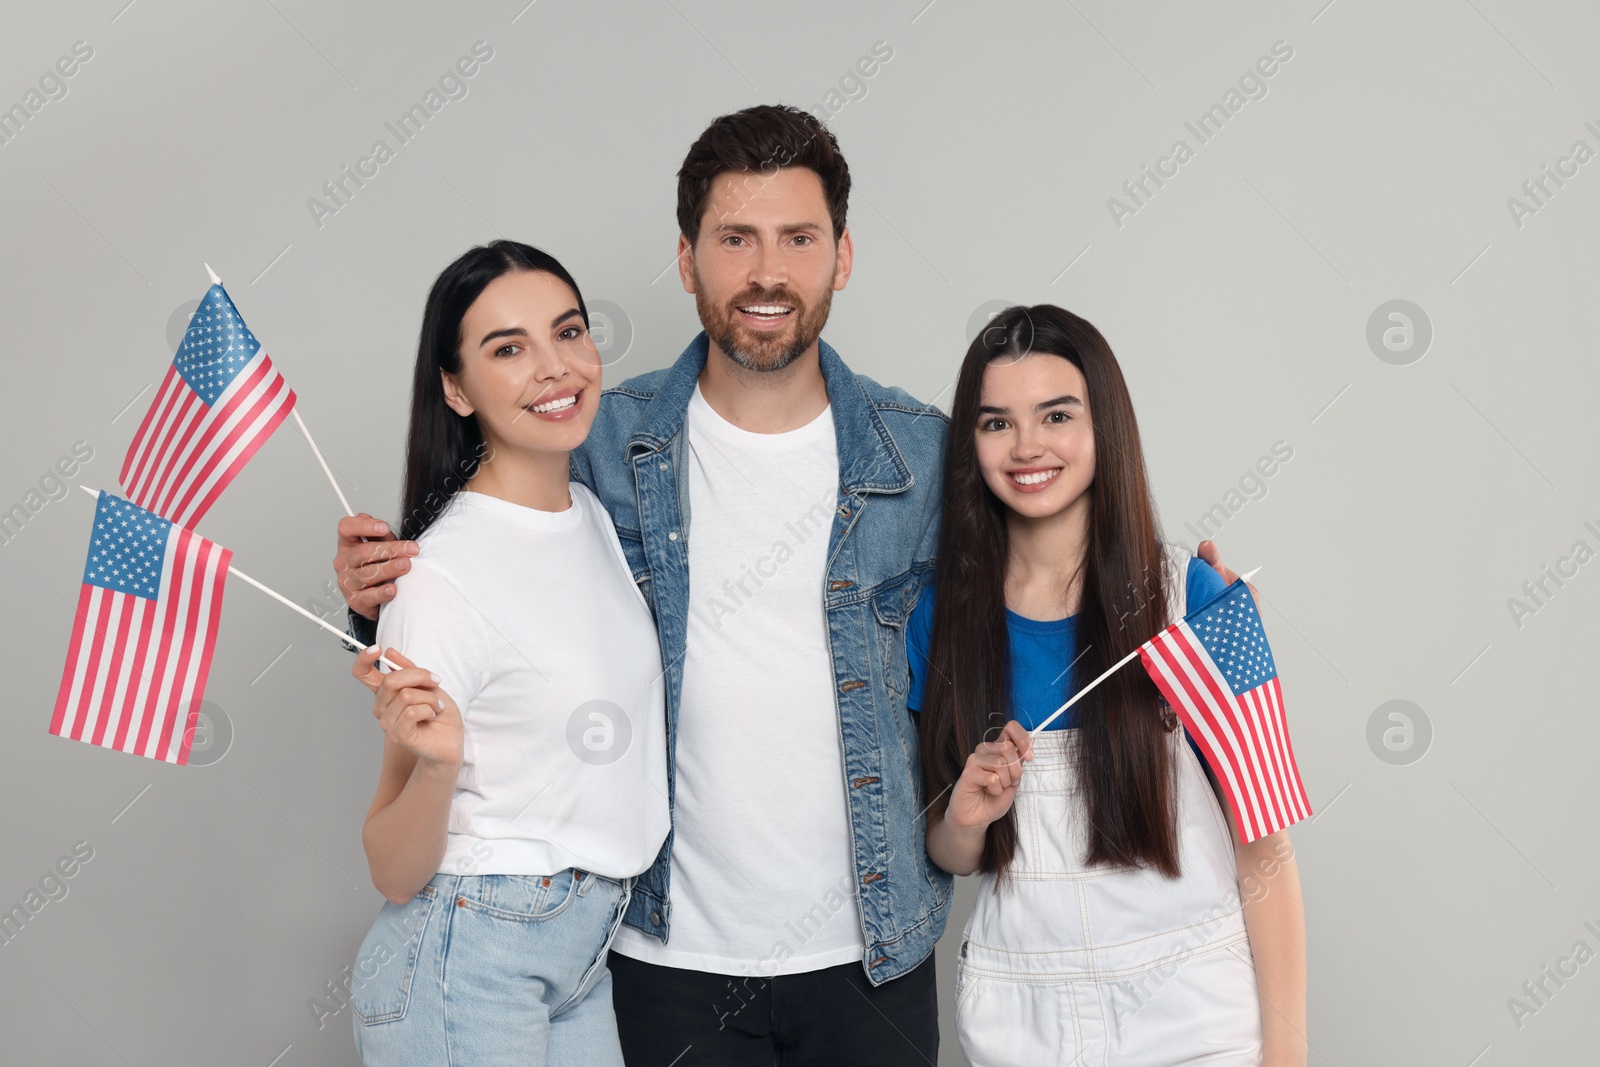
[1197,539,1261,608]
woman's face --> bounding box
[443,269,601,457]
[974,352,1095,521]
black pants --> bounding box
[607,949,939,1067]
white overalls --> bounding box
[953,546,1263,1067]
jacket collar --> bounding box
[627,331,914,495]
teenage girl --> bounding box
[911,305,1307,1066]
[345,241,669,1066]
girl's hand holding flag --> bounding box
[949,719,1035,829]
[930,719,1035,877]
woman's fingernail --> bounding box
[430,672,440,683]
[375,521,389,534]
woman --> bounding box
[344,240,669,1066]
[911,305,1307,1066]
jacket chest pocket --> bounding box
[870,573,919,696]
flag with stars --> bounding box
[1138,579,1311,842]
[50,492,231,764]
[119,283,295,528]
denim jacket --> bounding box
[571,332,951,986]
[351,331,952,985]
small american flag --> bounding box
[120,283,295,528]
[1139,579,1311,842]
[50,492,231,764]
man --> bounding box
[342,104,945,1064]
[335,104,1249,1063]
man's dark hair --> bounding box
[676,104,851,247]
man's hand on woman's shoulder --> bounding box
[335,513,419,621]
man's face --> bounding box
[679,166,853,373]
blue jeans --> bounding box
[351,868,633,1066]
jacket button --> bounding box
[650,911,662,925]
[659,462,668,471]
[541,877,551,887]
[838,506,850,517]
[456,897,467,908]
[668,531,679,541]
[829,580,853,591]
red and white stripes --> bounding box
[119,351,295,528]
[1141,621,1311,842]
[49,525,230,764]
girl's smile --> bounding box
[1006,466,1063,492]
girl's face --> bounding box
[443,270,601,457]
[974,352,1095,521]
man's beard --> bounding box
[695,276,832,374]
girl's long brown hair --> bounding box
[919,305,1182,878]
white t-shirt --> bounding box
[611,385,864,976]
[375,485,669,881]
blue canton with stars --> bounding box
[83,493,172,599]
[174,285,261,405]
[1186,579,1277,695]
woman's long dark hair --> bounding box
[398,240,588,542]
[919,305,1182,879]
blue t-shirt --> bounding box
[906,555,1227,739]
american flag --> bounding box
[120,283,295,528]
[50,492,231,764]
[1139,579,1311,842]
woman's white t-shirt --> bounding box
[374,485,669,880]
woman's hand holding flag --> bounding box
[353,646,463,769]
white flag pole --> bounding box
[1027,564,1260,739]
[291,409,356,517]
[204,265,356,518]
[78,486,398,671]
[1029,648,1141,738]
[223,563,400,671]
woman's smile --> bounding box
[522,387,584,421]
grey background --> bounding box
[2,0,1596,1063]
